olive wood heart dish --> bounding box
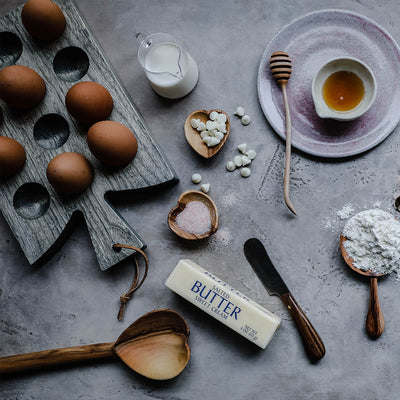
[184,109,230,158]
[0,309,190,380]
[168,190,218,240]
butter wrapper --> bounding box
[165,259,280,349]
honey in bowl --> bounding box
[322,70,365,112]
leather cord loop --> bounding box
[113,244,149,321]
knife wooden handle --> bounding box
[281,292,325,362]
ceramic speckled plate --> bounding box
[257,9,400,158]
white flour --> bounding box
[343,209,400,277]
[336,203,355,219]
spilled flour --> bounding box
[342,209,400,278]
[336,203,354,219]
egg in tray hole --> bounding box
[0,65,46,109]
[65,81,113,125]
[21,0,66,41]
[46,152,94,195]
[87,121,138,167]
[45,120,138,194]
[0,136,26,178]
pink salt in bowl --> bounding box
[168,190,218,240]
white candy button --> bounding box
[238,143,248,154]
[216,113,227,124]
[191,118,200,129]
[234,155,243,167]
[246,149,257,160]
[241,155,251,166]
[209,111,218,120]
[226,161,236,172]
[241,167,251,177]
[241,115,251,125]
[191,173,202,184]
[196,121,206,131]
[234,106,245,117]
[201,183,210,193]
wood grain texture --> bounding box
[0,342,115,374]
[366,277,385,339]
[184,109,230,158]
[167,190,218,240]
[0,309,190,376]
[269,51,296,215]
[0,0,177,270]
[281,292,325,362]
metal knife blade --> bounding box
[243,237,326,362]
[243,238,289,297]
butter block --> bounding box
[165,259,281,349]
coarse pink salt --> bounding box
[176,200,212,235]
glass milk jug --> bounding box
[137,33,199,99]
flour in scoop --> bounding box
[342,209,400,277]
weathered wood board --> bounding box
[0,0,178,270]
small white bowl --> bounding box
[312,57,377,121]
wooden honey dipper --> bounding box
[270,51,296,215]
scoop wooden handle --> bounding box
[270,52,296,215]
[366,277,385,339]
[0,342,115,374]
[282,292,325,362]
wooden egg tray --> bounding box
[0,0,177,270]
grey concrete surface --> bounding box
[1,0,400,399]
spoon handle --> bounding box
[269,51,296,215]
[0,342,115,374]
[366,277,385,339]
[281,83,296,215]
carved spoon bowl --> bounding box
[0,309,190,380]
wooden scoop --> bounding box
[0,309,190,380]
[270,51,296,215]
[340,236,385,339]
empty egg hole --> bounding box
[14,183,50,220]
[53,46,89,82]
[0,32,23,68]
[33,114,70,149]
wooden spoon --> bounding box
[184,109,230,158]
[0,309,190,380]
[340,236,386,339]
[270,51,297,215]
[168,190,218,240]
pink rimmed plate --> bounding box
[257,9,400,158]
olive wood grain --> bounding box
[270,51,296,215]
[168,190,218,240]
[184,109,230,158]
[281,292,326,362]
[366,277,385,339]
[0,343,115,374]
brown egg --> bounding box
[65,81,113,124]
[21,0,66,41]
[0,65,46,109]
[0,136,26,177]
[87,121,138,167]
[46,152,93,195]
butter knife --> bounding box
[244,238,325,362]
